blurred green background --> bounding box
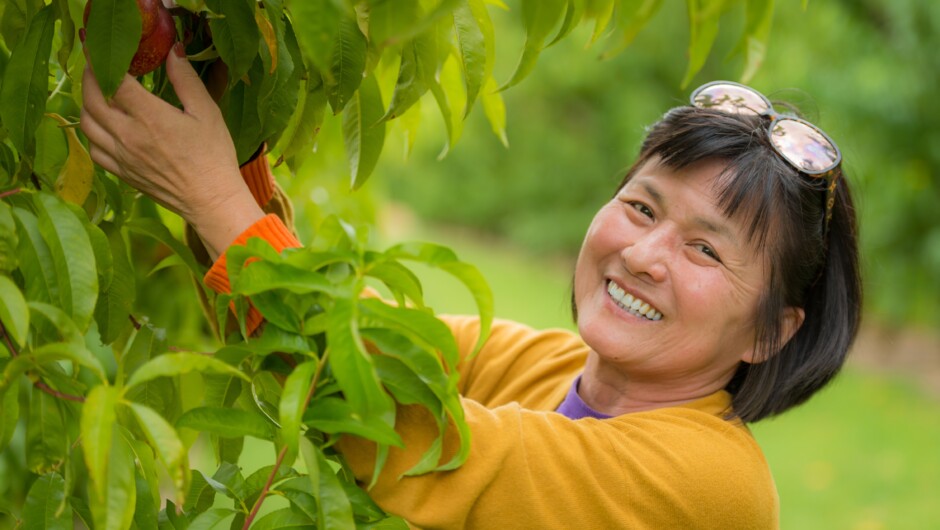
[135,1,940,528]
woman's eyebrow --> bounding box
[640,181,665,207]
[692,216,739,246]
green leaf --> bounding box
[205,0,260,83]
[23,473,72,530]
[276,76,328,169]
[81,384,119,501]
[547,0,585,46]
[0,3,55,155]
[11,206,58,306]
[221,62,265,165]
[0,274,28,347]
[381,40,429,122]
[387,242,493,356]
[233,261,338,296]
[26,386,68,474]
[358,299,459,368]
[500,0,566,90]
[33,192,99,331]
[601,0,663,59]
[372,355,439,410]
[299,438,355,530]
[126,402,189,503]
[278,359,318,461]
[681,0,724,89]
[90,426,137,530]
[368,0,422,49]
[365,256,424,307]
[251,508,315,530]
[184,470,218,515]
[585,0,616,46]
[730,0,774,83]
[126,352,250,389]
[132,463,160,530]
[210,461,249,503]
[0,376,19,451]
[84,0,143,98]
[326,296,394,420]
[30,341,107,383]
[28,302,84,346]
[326,14,367,114]
[187,508,237,530]
[0,200,18,273]
[288,0,343,84]
[176,406,275,441]
[125,217,206,280]
[453,0,487,116]
[94,224,135,344]
[343,73,387,189]
[305,396,402,447]
[481,76,508,147]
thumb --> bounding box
[166,42,215,113]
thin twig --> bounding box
[2,321,86,403]
[243,444,289,529]
[242,354,328,529]
[0,188,21,200]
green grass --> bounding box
[383,219,940,529]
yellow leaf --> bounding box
[47,113,94,206]
[256,4,278,74]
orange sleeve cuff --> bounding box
[203,214,302,335]
[239,145,275,207]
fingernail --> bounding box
[173,42,185,58]
[79,28,85,44]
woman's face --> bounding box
[574,157,767,388]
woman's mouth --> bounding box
[606,280,663,321]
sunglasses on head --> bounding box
[690,80,841,233]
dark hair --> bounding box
[577,105,862,423]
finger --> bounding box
[110,73,173,118]
[79,107,115,151]
[165,42,217,114]
[88,144,123,177]
[82,66,133,133]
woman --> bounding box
[81,45,861,528]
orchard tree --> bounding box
[0,0,779,527]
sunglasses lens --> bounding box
[692,83,770,115]
[770,118,840,174]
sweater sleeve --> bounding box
[337,319,778,529]
[201,214,301,335]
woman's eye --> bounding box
[694,243,722,263]
[630,202,654,219]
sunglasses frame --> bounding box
[689,80,842,230]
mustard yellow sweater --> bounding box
[196,160,779,529]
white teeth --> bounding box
[606,281,662,321]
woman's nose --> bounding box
[620,229,670,283]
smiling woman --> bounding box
[81,60,861,527]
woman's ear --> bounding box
[740,306,805,364]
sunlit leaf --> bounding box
[304,396,402,447]
[84,0,142,98]
[187,508,237,530]
[368,0,422,49]
[0,274,28,347]
[287,0,343,84]
[251,508,315,530]
[481,76,508,146]
[126,402,189,504]
[47,113,94,206]
[25,385,68,474]
[126,352,250,389]
[299,438,355,530]
[0,376,19,451]
[176,406,275,440]
[601,0,663,59]
[33,192,99,331]
[730,0,774,83]
[681,0,724,89]
[279,359,318,461]
[0,201,17,273]
[547,0,585,47]
[585,0,616,47]
[343,73,387,189]
[206,0,260,83]
[0,3,55,155]
[500,0,566,90]
[326,14,367,114]
[23,472,72,530]
[90,426,137,530]
[81,385,118,500]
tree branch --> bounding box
[2,321,86,403]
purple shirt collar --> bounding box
[555,374,613,420]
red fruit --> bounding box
[83,0,177,76]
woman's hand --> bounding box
[80,42,264,260]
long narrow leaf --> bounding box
[126,402,189,503]
[278,360,319,461]
[343,74,387,189]
[126,353,249,390]
[84,0,142,98]
[0,275,28,347]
